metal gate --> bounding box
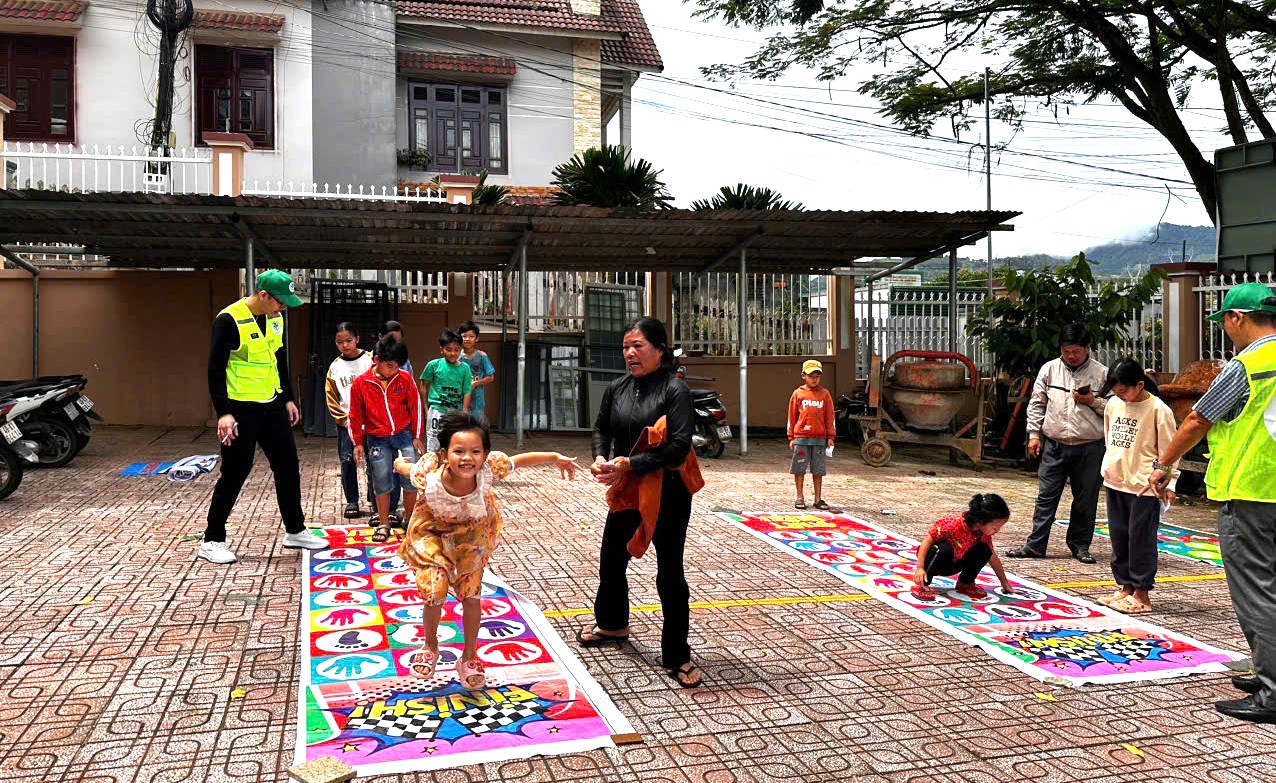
[303,280,397,436]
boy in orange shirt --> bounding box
[788,359,836,510]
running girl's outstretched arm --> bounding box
[511,451,579,479]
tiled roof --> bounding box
[398,50,517,76]
[599,0,661,70]
[506,185,558,205]
[0,0,85,23]
[192,10,286,34]
[396,0,622,35]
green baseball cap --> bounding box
[256,269,304,307]
[1206,282,1276,322]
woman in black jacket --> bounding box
[577,317,702,687]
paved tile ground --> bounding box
[0,426,1271,782]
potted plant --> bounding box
[397,147,431,170]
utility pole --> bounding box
[146,0,194,154]
[984,67,993,295]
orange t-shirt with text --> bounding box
[787,385,835,440]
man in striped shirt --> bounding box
[1147,283,1276,725]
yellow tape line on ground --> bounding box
[540,573,1227,618]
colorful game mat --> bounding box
[721,511,1240,687]
[1055,518,1223,568]
[296,525,633,776]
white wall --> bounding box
[5,0,312,186]
[395,27,577,187]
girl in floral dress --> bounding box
[393,410,577,689]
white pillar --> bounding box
[619,74,633,150]
[948,248,958,355]
[245,238,255,298]
[516,244,528,448]
[738,248,748,456]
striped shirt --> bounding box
[1193,334,1276,423]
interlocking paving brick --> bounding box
[0,427,1271,781]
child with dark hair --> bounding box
[1098,358,1179,614]
[393,411,578,688]
[457,320,496,424]
[325,322,373,518]
[419,329,472,453]
[378,320,413,378]
[912,494,1016,600]
[348,336,424,543]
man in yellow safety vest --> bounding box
[1148,282,1276,724]
[200,270,327,564]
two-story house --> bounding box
[0,0,660,193]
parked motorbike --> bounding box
[0,376,94,468]
[673,349,732,459]
[0,398,32,500]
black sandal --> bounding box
[813,500,831,511]
[343,503,362,519]
[389,514,405,530]
[669,662,703,688]
[795,499,807,510]
[371,525,392,543]
[575,625,629,647]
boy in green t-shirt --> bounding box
[419,329,472,452]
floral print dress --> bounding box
[400,450,514,604]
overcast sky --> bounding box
[628,1,1231,259]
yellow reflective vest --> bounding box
[219,298,284,402]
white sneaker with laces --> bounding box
[198,540,237,564]
[283,530,327,550]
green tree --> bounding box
[926,264,1016,286]
[551,145,673,209]
[690,183,804,210]
[693,0,1276,221]
[966,252,1164,378]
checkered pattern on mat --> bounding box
[454,703,543,735]
[345,711,444,740]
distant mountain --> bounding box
[1082,224,1215,274]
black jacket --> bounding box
[591,369,693,475]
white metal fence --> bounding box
[854,283,1163,377]
[2,142,212,194]
[671,272,830,356]
[1196,271,1276,361]
[242,181,448,202]
[474,271,645,332]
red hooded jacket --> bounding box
[347,367,423,440]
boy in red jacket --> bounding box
[349,337,425,542]
[788,360,835,510]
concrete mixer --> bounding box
[849,350,988,468]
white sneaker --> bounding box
[283,530,327,551]
[198,541,237,564]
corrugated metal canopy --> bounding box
[0,190,1018,272]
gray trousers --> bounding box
[1219,500,1276,708]
[1023,437,1104,555]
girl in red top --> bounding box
[912,494,1016,600]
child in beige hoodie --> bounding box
[1098,359,1179,614]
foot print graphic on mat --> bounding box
[316,653,389,680]
[316,628,384,653]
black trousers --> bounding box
[594,471,692,669]
[923,540,993,585]
[1023,438,1104,555]
[1106,488,1161,591]
[205,402,306,542]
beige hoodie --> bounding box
[1102,394,1180,494]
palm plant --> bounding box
[470,171,511,206]
[690,184,804,211]
[551,145,673,209]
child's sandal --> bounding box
[371,525,392,543]
[1111,595,1153,614]
[457,657,486,689]
[910,584,938,600]
[410,646,439,679]
[1096,590,1129,607]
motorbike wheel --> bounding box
[34,418,80,468]
[0,448,22,500]
[695,425,726,459]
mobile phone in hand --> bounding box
[1077,384,1091,395]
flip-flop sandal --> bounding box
[669,662,703,688]
[575,625,629,647]
[458,658,486,689]
[343,504,362,519]
[410,646,439,679]
[1111,596,1153,614]
[1096,590,1129,607]
[813,500,831,511]
[371,526,392,543]
[389,514,406,530]
[794,500,807,510]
